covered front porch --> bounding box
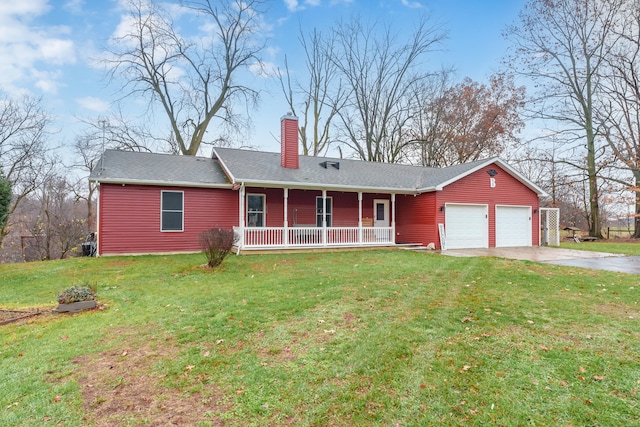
[233,186,397,252]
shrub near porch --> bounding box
[0,250,639,426]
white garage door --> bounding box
[496,206,531,247]
[445,204,488,249]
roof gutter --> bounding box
[90,177,233,189]
[233,178,420,194]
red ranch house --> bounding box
[89,115,550,256]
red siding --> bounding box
[98,184,238,255]
[395,165,540,249]
[395,193,437,245]
[435,164,539,248]
[281,116,299,169]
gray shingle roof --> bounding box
[213,148,492,193]
[89,149,229,187]
[89,148,545,196]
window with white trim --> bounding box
[316,196,332,227]
[161,191,184,231]
[247,194,265,227]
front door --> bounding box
[374,200,390,226]
[374,199,390,241]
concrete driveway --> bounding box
[442,246,640,275]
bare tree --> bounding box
[599,2,640,237]
[504,0,624,238]
[26,174,87,260]
[332,17,445,163]
[104,0,266,156]
[278,28,346,156]
[0,92,53,247]
[407,74,525,167]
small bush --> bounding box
[57,285,97,304]
[199,228,235,268]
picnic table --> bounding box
[563,227,597,242]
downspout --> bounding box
[95,182,100,256]
[391,193,396,244]
[283,188,289,247]
[358,192,363,244]
[322,189,327,247]
[237,183,245,255]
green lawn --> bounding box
[1,250,639,426]
[561,240,640,256]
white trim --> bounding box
[96,183,101,256]
[160,190,184,232]
[427,158,548,197]
[89,178,232,189]
[227,178,422,194]
[246,193,266,227]
[316,195,333,227]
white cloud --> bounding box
[284,0,299,12]
[0,0,50,17]
[401,0,424,9]
[249,61,279,78]
[76,96,110,112]
[284,0,322,12]
[64,0,84,14]
[0,0,76,94]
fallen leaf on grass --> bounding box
[527,320,534,324]
[121,350,128,357]
[6,402,18,409]
[540,345,549,351]
[54,395,61,403]
[324,329,336,334]
[593,375,605,381]
[60,335,69,341]
[203,350,210,357]
[579,366,586,373]
[458,365,471,373]
[559,380,568,386]
[216,339,224,344]
[184,365,195,371]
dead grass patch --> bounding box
[72,330,231,426]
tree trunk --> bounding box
[634,174,640,239]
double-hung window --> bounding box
[247,194,265,227]
[161,191,184,231]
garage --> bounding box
[445,204,488,249]
[495,205,531,247]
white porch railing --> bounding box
[235,226,394,250]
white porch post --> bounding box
[358,192,363,244]
[322,190,327,246]
[391,193,396,244]
[283,188,289,247]
[238,184,245,250]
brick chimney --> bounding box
[280,113,299,169]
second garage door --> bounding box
[495,205,531,247]
[445,204,488,249]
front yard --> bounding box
[1,249,639,426]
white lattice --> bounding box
[540,208,560,246]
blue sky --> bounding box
[0,0,527,155]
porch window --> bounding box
[247,194,265,227]
[161,191,184,231]
[316,196,332,227]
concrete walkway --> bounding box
[441,246,640,275]
[442,246,622,262]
